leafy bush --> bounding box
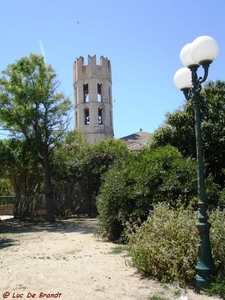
[128,203,225,287]
[96,154,135,241]
[128,203,197,285]
[96,146,197,241]
[209,209,225,272]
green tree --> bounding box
[52,130,89,216]
[69,138,129,216]
[150,80,225,191]
[0,54,71,222]
[0,138,43,218]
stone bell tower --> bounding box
[73,55,114,144]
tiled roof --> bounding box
[120,131,152,151]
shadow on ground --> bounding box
[0,217,98,236]
[0,237,19,249]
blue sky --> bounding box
[0,0,224,139]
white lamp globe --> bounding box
[174,67,192,90]
[190,36,219,65]
[180,43,199,67]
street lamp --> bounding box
[174,36,219,291]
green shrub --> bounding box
[128,203,198,285]
[96,155,135,241]
[128,203,225,287]
[96,146,197,242]
[209,208,225,272]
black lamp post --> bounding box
[174,36,219,291]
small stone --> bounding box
[178,296,189,300]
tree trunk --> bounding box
[43,148,55,222]
[14,194,19,219]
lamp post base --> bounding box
[195,271,214,291]
[195,208,215,291]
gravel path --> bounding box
[0,218,221,300]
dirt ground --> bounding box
[0,218,221,300]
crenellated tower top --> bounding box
[74,55,111,83]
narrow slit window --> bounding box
[83,84,89,102]
[98,108,103,124]
[97,84,102,102]
[109,87,111,104]
[84,108,90,125]
[110,110,112,127]
[75,111,78,127]
[75,87,78,105]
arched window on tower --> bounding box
[98,108,103,124]
[97,84,102,102]
[83,84,89,102]
[84,108,90,125]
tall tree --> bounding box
[0,54,71,222]
[150,80,225,190]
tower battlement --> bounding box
[74,55,111,83]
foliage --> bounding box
[128,203,225,288]
[0,179,13,196]
[150,108,195,158]
[108,245,128,255]
[0,54,71,221]
[201,81,225,189]
[206,276,225,299]
[128,204,197,285]
[96,153,133,241]
[51,130,89,216]
[0,138,43,217]
[150,80,225,194]
[147,297,167,300]
[96,145,197,241]
[69,137,129,216]
[209,209,225,273]
[0,128,128,218]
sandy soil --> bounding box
[0,218,221,300]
